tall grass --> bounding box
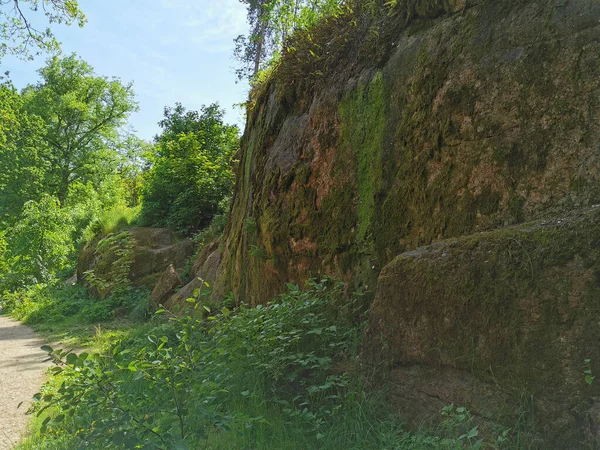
[79,204,140,246]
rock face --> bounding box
[78,227,194,297]
[210,0,600,446]
[364,207,600,447]
[215,0,600,305]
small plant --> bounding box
[440,404,483,449]
[584,359,595,385]
[83,231,134,298]
[248,244,266,259]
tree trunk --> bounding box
[253,23,266,77]
[57,170,70,204]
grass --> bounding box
[80,204,141,246]
[1,281,150,349]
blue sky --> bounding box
[1,0,250,140]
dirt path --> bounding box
[0,315,50,449]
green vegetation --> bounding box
[0,54,140,292]
[2,282,149,341]
[339,71,385,244]
[1,0,587,448]
[140,103,239,234]
[0,0,86,62]
[234,0,342,80]
[21,54,138,203]
[13,280,502,450]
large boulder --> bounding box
[150,264,183,309]
[364,207,600,448]
[166,239,222,311]
[78,227,194,297]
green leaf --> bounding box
[66,353,78,365]
[40,345,53,353]
[467,426,479,439]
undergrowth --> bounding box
[0,282,150,348]
[16,279,510,450]
[80,205,140,246]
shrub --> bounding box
[30,280,364,448]
[140,103,239,234]
[6,195,75,288]
[27,280,510,449]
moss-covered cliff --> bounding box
[195,0,600,445]
[216,0,600,305]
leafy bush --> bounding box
[23,280,514,450]
[28,280,361,448]
[1,281,149,330]
[140,103,239,234]
[83,231,135,298]
[5,195,75,289]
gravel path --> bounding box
[0,315,50,449]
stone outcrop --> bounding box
[215,0,600,306]
[209,0,600,446]
[78,227,194,296]
[150,264,183,309]
[165,239,221,311]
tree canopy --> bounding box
[0,0,86,62]
[0,55,139,289]
[0,81,45,222]
[235,0,342,80]
[21,54,138,203]
[141,103,239,234]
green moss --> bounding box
[220,0,600,311]
[339,72,386,244]
[368,207,600,402]
[508,195,526,223]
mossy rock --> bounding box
[364,206,600,448]
[216,0,600,306]
[78,227,194,297]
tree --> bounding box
[141,104,239,234]
[21,54,138,203]
[0,81,45,224]
[234,0,342,80]
[0,0,85,62]
[7,194,74,286]
[115,132,153,207]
